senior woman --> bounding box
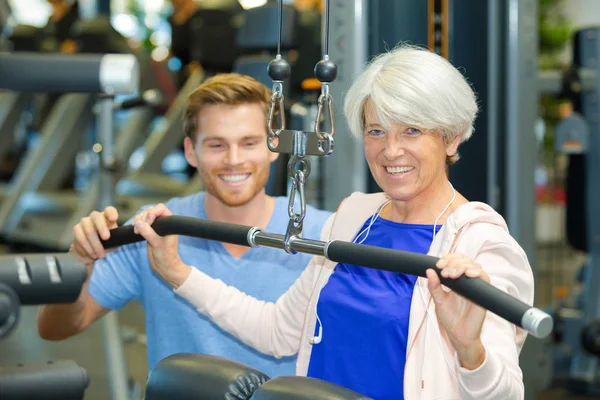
[131,45,534,399]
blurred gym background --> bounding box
[0,0,600,399]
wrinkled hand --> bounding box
[426,253,490,370]
[132,204,191,288]
[71,206,119,267]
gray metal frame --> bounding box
[97,96,130,400]
[487,0,501,210]
[497,1,551,398]
[321,0,368,211]
[505,0,538,270]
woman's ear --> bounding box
[446,134,462,157]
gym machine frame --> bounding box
[101,0,553,340]
[0,52,140,400]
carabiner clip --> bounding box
[314,85,335,141]
[267,83,286,140]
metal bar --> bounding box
[289,237,328,256]
[351,0,369,195]
[97,96,115,211]
[100,216,553,339]
[253,232,287,251]
[505,0,537,269]
[101,313,129,400]
[323,0,368,211]
[505,0,520,245]
[96,95,130,400]
[254,232,326,256]
[487,0,500,209]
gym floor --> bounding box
[0,245,595,399]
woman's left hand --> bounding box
[426,253,490,370]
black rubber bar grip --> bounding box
[0,53,102,93]
[0,254,88,305]
[101,216,253,249]
[326,240,532,332]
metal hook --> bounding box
[314,87,335,141]
[267,85,285,141]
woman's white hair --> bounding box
[343,44,478,164]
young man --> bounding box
[37,73,332,378]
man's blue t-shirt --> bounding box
[89,192,331,376]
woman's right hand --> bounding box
[71,206,119,266]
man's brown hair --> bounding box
[183,73,271,142]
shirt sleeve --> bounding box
[88,242,144,310]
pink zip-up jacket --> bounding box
[175,192,534,399]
